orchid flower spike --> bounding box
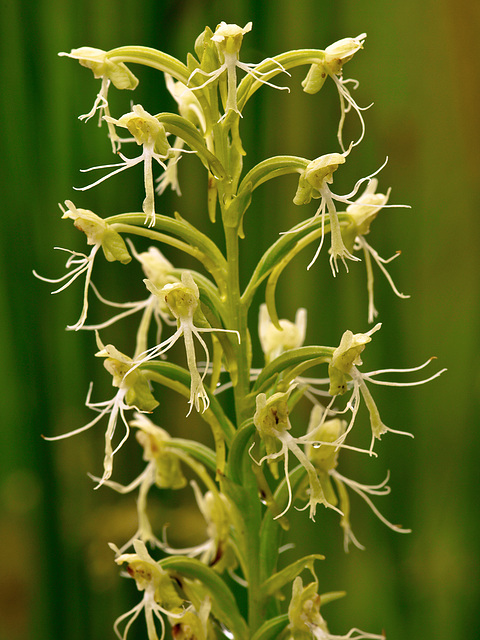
[258,303,307,363]
[131,271,239,415]
[76,105,190,227]
[293,152,390,274]
[59,47,138,152]
[342,179,410,322]
[287,576,385,640]
[110,539,184,640]
[33,201,131,330]
[302,34,368,151]
[328,324,446,452]
[188,22,289,119]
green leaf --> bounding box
[166,438,217,473]
[106,212,228,289]
[242,216,330,307]
[261,554,324,597]
[159,556,248,640]
[250,346,334,395]
[226,420,256,485]
[319,590,347,606]
[238,156,309,194]
[155,112,226,180]
[106,46,215,130]
[107,45,191,82]
[250,614,289,640]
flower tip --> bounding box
[108,542,121,556]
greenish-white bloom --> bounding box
[156,74,207,196]
[43,334,158,486]
[253,390,339,520]
[93,413,186,554]
[59,47,138,151]
[258,303,307,363]
[343,179,410,322]
[33,200,131,330]
[130,272,239,414]
[328,324,444,451]
[77,105,182,228]
[189,21,289,119]
[302,34,367,151]
[307,404,410,551]
[287,576,385,640]
[111,539,183,640]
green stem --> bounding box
[212,116,266,634]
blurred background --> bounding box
[1,1,479,639]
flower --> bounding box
[327,324,445,452]
[306,404,411,551]
[160,479,238,575]
[111,539,184,640]
[292,153,389,274]
[43,334,158,485]
[252,389,339,520]
[342,179,410,322]
[131,271,240,414]
[91,413,187,553]
[188,22,289,119]
[169,598,211,640]
[76,105,190,227]
[33,201,131,330]
[189,481,237,572]
[59,47,139,151]
[287,576,385,640]
[302,34,368,151]
[258,303,307,363]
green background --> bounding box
[1,1,479,639]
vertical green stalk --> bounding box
[212,116,264,634]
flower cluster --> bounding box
[38,21,445,640]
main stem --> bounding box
[216,121,264,635]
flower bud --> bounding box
[194,26,221,73]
